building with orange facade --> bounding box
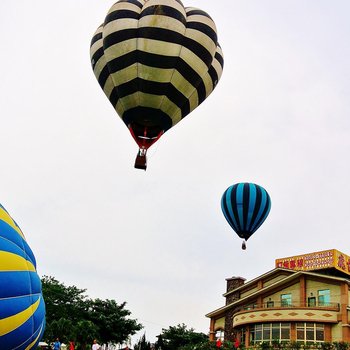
[206,249,350,345]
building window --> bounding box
[263,323,270,340]
[253,324,262,342]
[281,294,292,307]
[280,324,290,340]
[244,303,258,310]
[308,297,316,307]
[267,300,274,308]
[238,327,246,346]
[296,323,324,343]
[318,290,330,306]
[250,323,290,344]
[215,329,224,342]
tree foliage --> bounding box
[88,298,142,345]
[41,276,142,348]
[134,333,152,350]
[155,324,208,350]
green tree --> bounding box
[41,276,142,346]
[75,320,99,350]
[155,324,208,350]
[42,276,89,323]
[88,298,142,344]
[155,334,165,349]
[334,342,350,350]
[134,333,152,350]
[49,318,74,342]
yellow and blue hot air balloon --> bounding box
[0,204,45,350]
[90,0,224,170]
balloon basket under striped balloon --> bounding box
[134,148,147,170]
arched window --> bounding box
[215,329,224,342]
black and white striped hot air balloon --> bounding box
[90,0,224,170]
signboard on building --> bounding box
[275,249,350,276]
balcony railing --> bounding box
[239,301,340,312]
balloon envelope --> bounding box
[221,183,271,241]
[0,204,45,350]
[90,0,224,151]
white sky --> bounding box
[1,0,350,346]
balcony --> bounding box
[241,301,340,311]
[232,301,340,327]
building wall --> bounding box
[263,274,292,288]
[305,279,341,303]
[263,282,300,305]
[214,317,225,331]
[240,285,259,299]
[331,323,343,342]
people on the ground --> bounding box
[92,339,101,350]
[69,340,75,350]
[53,338,61,350]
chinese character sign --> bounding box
[275,249,350,276]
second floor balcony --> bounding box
[232,301,340,328]
[241,301,340,311]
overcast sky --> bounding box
[1,0,350,346]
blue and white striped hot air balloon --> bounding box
[0,204,45,350]
[221,183,271,250]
